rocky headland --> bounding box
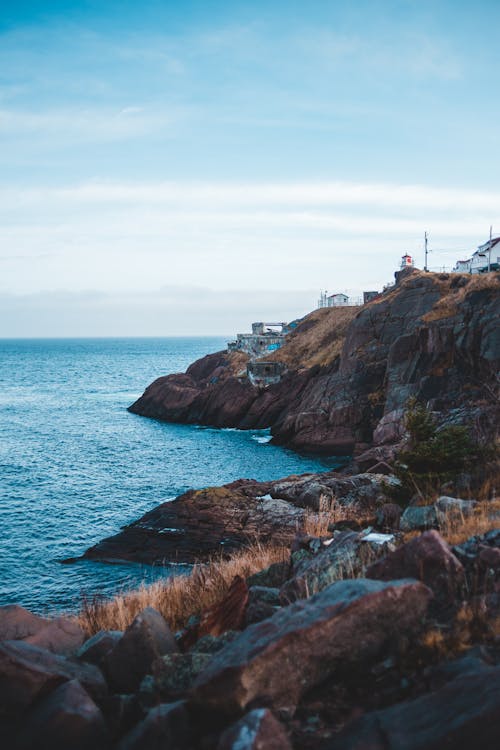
[2,269,500,749]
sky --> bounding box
[1,0,500,336]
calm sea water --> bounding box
[0,338,335,613]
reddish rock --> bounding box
[82,483,303,565]
[0,605,85,655]
[118,701,191,750]
[16,679,109,750]
[325,665,500,750]
[128,274,499,456]
[25,616,85,655]
[105,607,178,694]
[0,640,107,718]
[366,530,464,601]
[192,578,432,716]
[181,576,249,650]
[0,605,50,641]
[217,708,292,749]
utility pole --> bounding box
[488,225,492,272]
[424,231,428,271]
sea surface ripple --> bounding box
[0,337,336,613]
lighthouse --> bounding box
[400,253,414,270]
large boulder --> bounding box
[280,531,388,603]
[105,607,178,694]
[118,701,191,750]
[16,679,109,750]
[0,640,107,719]
[192,578,432,716]
[217,708,292,749]
[326,664,500,750]
[0,605,85,655]
[400,505,439,532]
[366,530,464,601]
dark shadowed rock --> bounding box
[400,505,439,532]
[105,607,178,694]
[326,664,500,750]
[246,561,291,589]
[0,605,84,656]
[375,503,402,531]
[217,708,292,749]
[0,640,107,718]
[118,701,191,750]
[143,652,213,700]
[82,483,303,565]
[245,587,281,626]
[192,578,432,716]
[16,679,109,750]
[77,630,122,668]
[366,530,464,601]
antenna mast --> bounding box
[424,231,428,271]
[488,225,492,272]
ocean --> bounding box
[0,338,335,614]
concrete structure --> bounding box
[363,290,380,304]
[247,361,286,388]
[453,237,500,274]
[228,321,288,358]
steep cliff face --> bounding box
[129,271,500,454]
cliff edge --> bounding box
[129,271,500,455]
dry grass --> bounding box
[301,494,372,537]
[439,499,500,546]
[78,543,288,637]
[268,306,360,370]
[422,271,500,323]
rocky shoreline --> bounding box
[2,269,499,748]
[2,512,499,749]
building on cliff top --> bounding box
[452,236,500,273]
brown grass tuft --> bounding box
[77,543,288,637]
[439,499,500,546]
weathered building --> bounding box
[247,361,286,387]
[228,322,288,358]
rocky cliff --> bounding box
[129,270,500,456]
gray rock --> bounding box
[118,701,191,750]
[16,679,109,750]
[105,607,178,693]
[400,505,438,532]
[436,496,477,518]
[77,630,122,668]
[217,708,292,749]
[189,631,239,654]
[193,578,432,716]
[280,531,386,603]
[148,652,213,697]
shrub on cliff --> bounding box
[386,401,479,506]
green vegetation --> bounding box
[386,400,479,506]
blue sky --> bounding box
[1,0,499,335]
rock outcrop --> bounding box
[129,272,500,455]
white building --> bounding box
[327,293,350,307]
[453,237,500,274]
